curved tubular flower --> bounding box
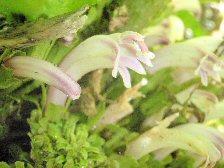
[4,56,81,100]
[47,31,154,105]
[195,54,224,86]
[150,36,223,85]
[125,115,224,167]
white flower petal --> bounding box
[137,40,149,53]
[112,54,120,78]
[137,55,154,67]
[118,66,131,88]
[200,69,209,86]
[120,56,146,75]
[145,51,156,59]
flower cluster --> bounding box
[47,31,155,105]
[111,32,155,88]
[4,31,154,105]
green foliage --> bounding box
[0,161,33,168]
[0,124,7,138]
[216,161,224,168]
[119,0,172,31]
[0,66,21,90]
[0,0,97,21]
[46,39,81,65]
[132,151,195,168]
[28,104,107,167]
[107,155,138,168]
[176,10,208,37]
[107,154,172,168]
[168,151,195,168]
[140,90,173,116]
[138,155,172,168]
[103,124,138,155]
[0,65,24,121]
[0,9,87,49]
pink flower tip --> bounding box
[111,31,155,88]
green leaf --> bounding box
[139,90,173,116]
[29,41,56,60]
[0,8,87,48]
[0,66,21,90]
[0,162,10,168]
[29,106,107,167]
[176,10,208,37]
[168,151,195,168]
[0,0,97,21]
[103,125,138,155]
[138,154,171,168]
[45,103,67,122]
[109,155,138,168]
[120,0,172,31]
[15,161,25,168]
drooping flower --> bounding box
[111,32,155,88]
[125,114,224,167]
[150,36,223,85]
[47,31,155,105]
[4,56,81,100]
[195,54,224,86]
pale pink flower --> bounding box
[5,56,81,100]
[111,31,155,87]
[47,31,155,105]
